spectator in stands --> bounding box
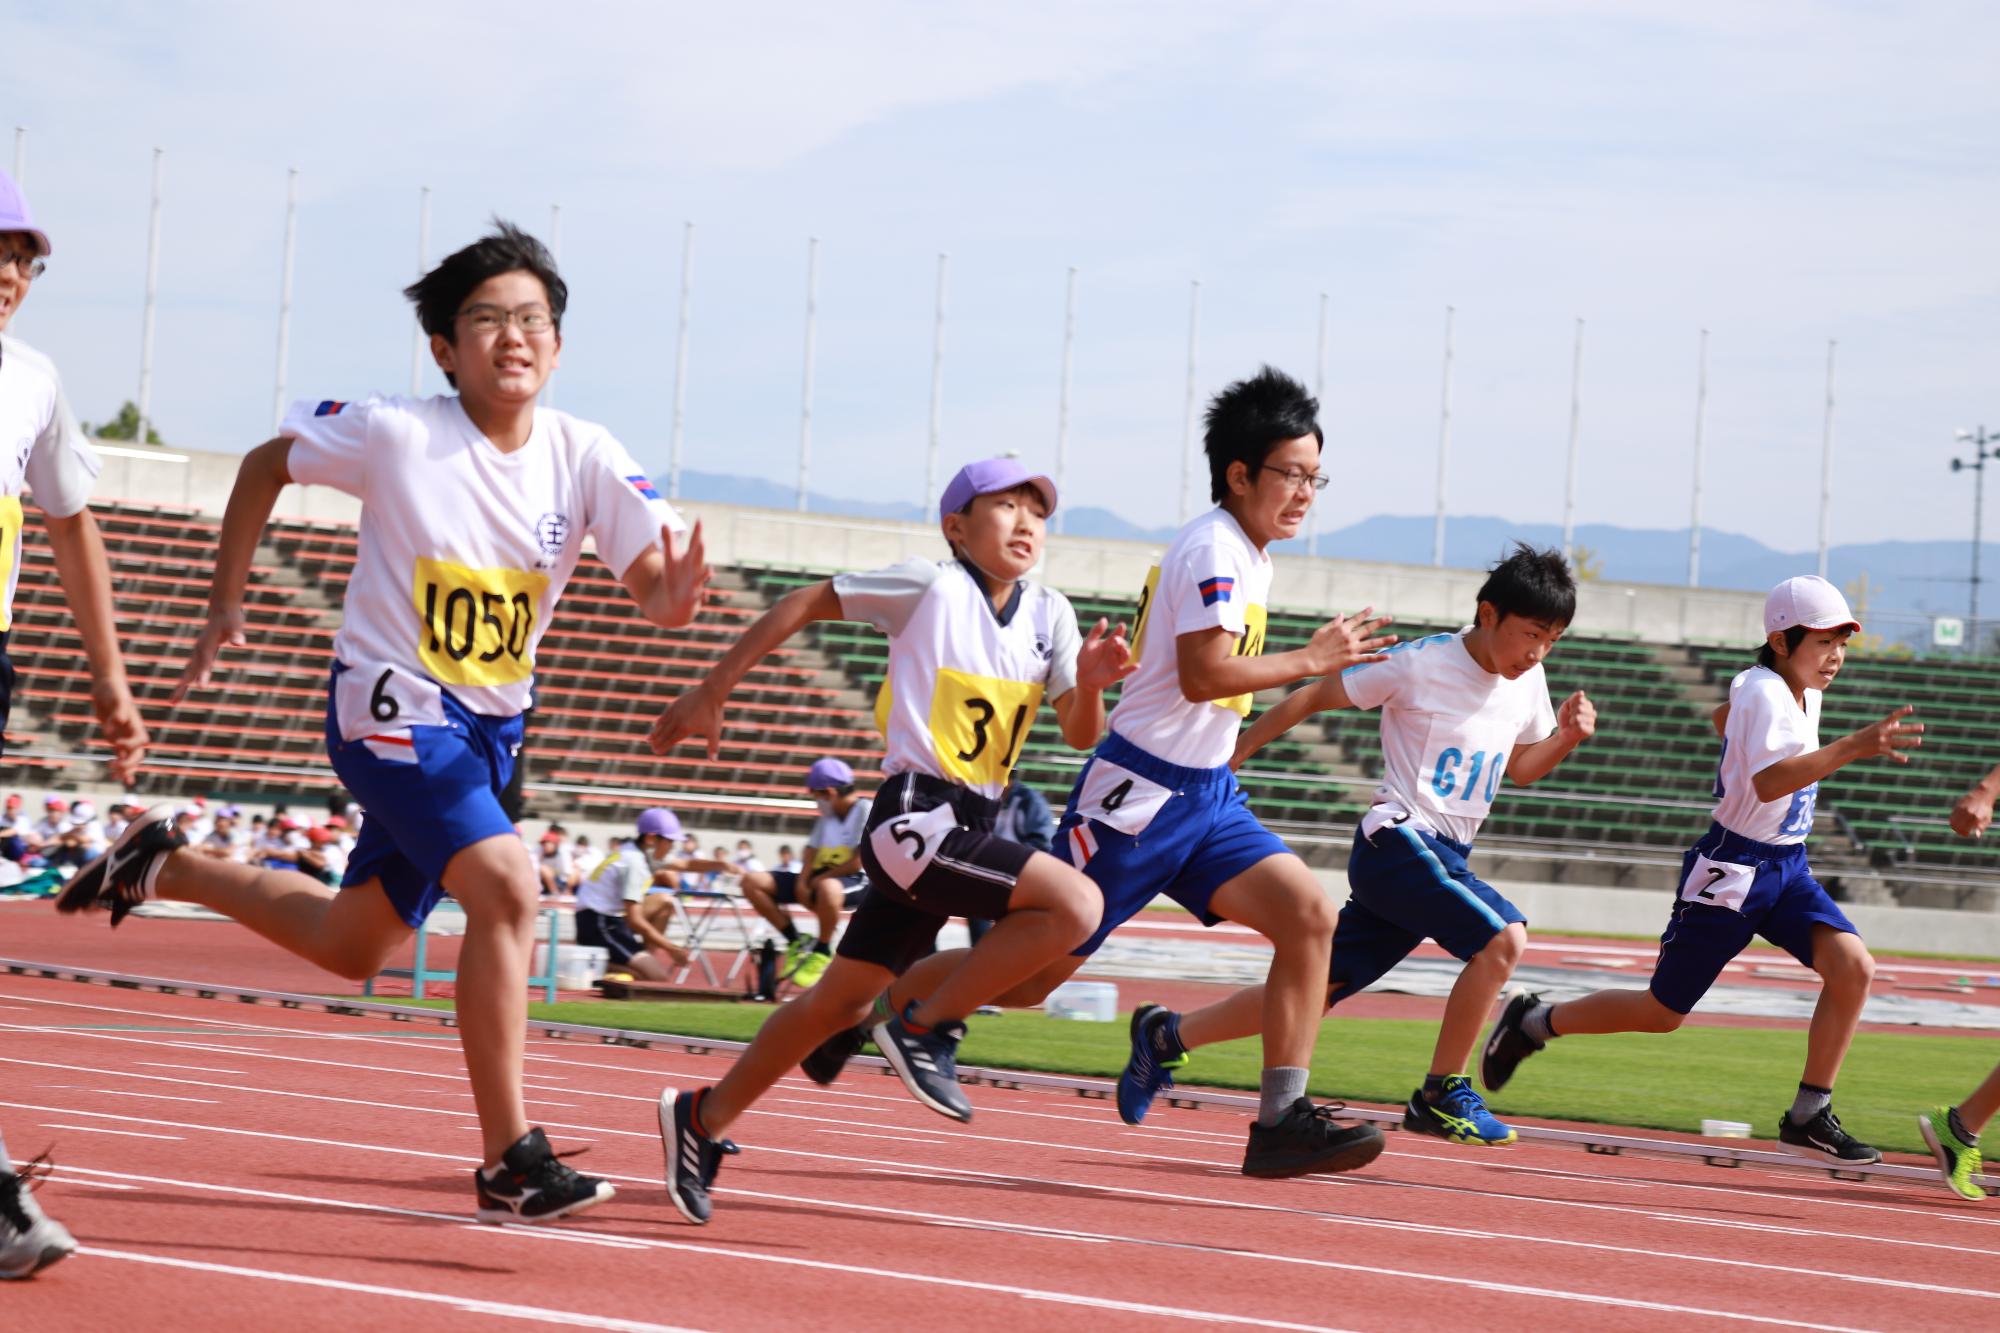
[198,807,248,862]
[676,832,705,891]
[0,167,149,794]
[61,800,106,862]
[775,844,803,874]
[298,826,347,886]
[29,798,68,859]
[575,811,697,980]
[0,797,25,863]
[733,839,764,875]
[735,758,873,990]
[179,798,214,846]
[1917,761,2000,1201]
[536,824,579,896]
[255,815,308,869]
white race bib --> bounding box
[335,663,445,743]
[1075,758,1173,837]
[867,803,961,893]
[1679,852,1755,913]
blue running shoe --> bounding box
[1117,1004,1188,1126]
[1403,1075,1517,1146]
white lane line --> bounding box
[41,1124,183,1140]
[139,1062,247,1075]
[47,1164,1363,1333]
[816,1128,955,1148]
[79,1248,712,1332]
[40,1087,218,1105]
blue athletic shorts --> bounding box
[1056,730,1291,957]
[1329,819,1526,1006]
[1649,823,1858,1014]
[323,666,524,928]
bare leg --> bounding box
[908,853,1098,1027]
[700,958,890,1135]
[439,834,544,1167]
[807,876,842,941]
[885,947,968,1013]
[1801,927,1874,1089]
[1957,1063,2000,1136]
[154,851,409,981]
[625,951,673,982]
[1207,854,1338,1070]
[1430,924,1526,1077]
[1177,983,1269,1051]
[739,872,789,932]
[1548,988,1685,1035]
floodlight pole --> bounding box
[1179,280,1201,526]
[1432,305,1454,567]
[1053,266,1077,535]
[924,252,948,516]
[796,236,819,513]
[544,203,561,408]
[410,186,430,397]
[135,148,164,451]
[1687,328,1709,588]
[1310,291,1328,558]
[1817,340,1837,579]
[1562,318,1584,562]
[669,221,693,500]
[11,127,23,184]
[1952,425,1996,655]
[272,168,299,434]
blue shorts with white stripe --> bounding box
[1328,821,1525,1005]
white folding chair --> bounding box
[668,876,762,989]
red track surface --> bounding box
[4,968,1995,1332]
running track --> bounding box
[2,971,1995,1331]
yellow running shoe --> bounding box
[1919,1105,1987,1201]
[789,949,830,989]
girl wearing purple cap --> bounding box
[648,455,1134,1224]
[1484,575,1920,1165]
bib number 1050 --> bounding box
[412,557,551,688]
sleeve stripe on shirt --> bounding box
[624,474,663,501]
[1197,576,1235,606]
[313,400,346,417]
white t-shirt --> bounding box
[538,842,576,881]
[0,336,101,631]
[576,846,651,916]
[805,798,874,875]
[282,394,685,718]
[203,827,248,860]
[1341,630,1558,847]
[1711,666,1821,845]
[836,558,1082,802]
[1106,507,1274,770]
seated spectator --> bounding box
[199,807,249,861]
[256,816,308,869]
[30,797,68,855]
[733,839,765,875]
[298,826,347,885]
[774,844,803,875]
[537,824,580,897]
[64,801,108,860]
[735,757,871,989]
[676,832,705,891]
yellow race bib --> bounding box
[412,557,550,688]
[928,667,1045,788]
[1215,602,1268,716]
[1128,564,1163,668]
[0,496,20,633]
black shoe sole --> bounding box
[1775,1135,1882,1167]
[1242,1124,1386,1179]
[801,1028,866,1086]
[871,1019,972,1123]
[473,1179,615,1225]
[54,805,179,925]
[0,1242,75,1280]
[1480,990,1541,1093]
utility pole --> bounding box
[1952,426,1997,655]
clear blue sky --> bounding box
[8,2,1998,548]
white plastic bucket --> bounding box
[1044,980,1118,1022]
[534,943,609,990]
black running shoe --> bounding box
[0,1158,76,1281]
[659,1087,739,1225]
[871,1001,972,1122]
[55,804,187,927]
[801,1024,869,1086]
[1242,1098,1386,1179]
[472,1127,615,1224]
[1116,1004,1187,1126]
[1480,990,1546,1093]
[1777,1105,1881,1165]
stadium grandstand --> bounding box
[5,440,1995,922]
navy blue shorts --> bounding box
[1328,820,1526,1006]
[1649,823,1858,1014]
[1056,730,1291,958]
[323,667,524,928]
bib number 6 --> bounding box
[335,662,444,743]
[867,803,959,893]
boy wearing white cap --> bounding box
[648,456,1133,1223]
[1485,575,1921,1165]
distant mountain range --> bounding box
[674,468,1996,645]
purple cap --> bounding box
[805,757,854,790]
[0,169,51,257]
[939,457,1056,524]
[635,807,682,840]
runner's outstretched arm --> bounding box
[648,580,843,758]
[172,437,292,703]
[1231,673,1352,769]
[43,506,146,781]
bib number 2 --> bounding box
[1678,852,1755,913]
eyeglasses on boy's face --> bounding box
[1258,464,1330,493]
[0,249,47,280]
[454,303,555,336]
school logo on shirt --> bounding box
[625,474,662,501]
[314,400,346,417]
[534,512,571,557]
[1033,634,1052,661]
[1198,575,1235,607]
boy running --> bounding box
[57,222,709,1223]
[1485,575,1917,1165]
[735,756,873,988]
[648,457,1131,1223]
[1119,544,1595,1148]
[819,367,1399,1179]
[1915,760,2000,1200]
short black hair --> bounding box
[1475,543,1576,627]
[403,220,567,386]
[1203,366,1323,503]
[1757,625,1810,670]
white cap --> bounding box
[1763,575,1860,636]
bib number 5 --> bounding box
[867,803,960,893]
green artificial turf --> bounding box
[389,996,1992,1158]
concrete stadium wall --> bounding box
[89,440,1769,645]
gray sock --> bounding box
[0,1126,9,1170]
[1258,1067,1310,1127]
[1790,1082,1832,1124]
[1522,1001,1558,1044]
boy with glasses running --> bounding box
[57,221,709,1224]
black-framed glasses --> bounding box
[0,250,47,281]
[1259,464,1330,493]
[455,303,555,335]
